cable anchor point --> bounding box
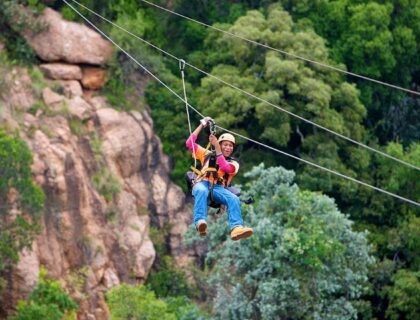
[179,59,186,71]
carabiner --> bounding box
[179,59,186,71]
[208,119,216,135]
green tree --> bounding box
[280,0,420,144]
[186,164,373,319]
[8,268,78,320]
[0,0,45,64]
[0,129,44,275]
[386,269,420,320]
[106,283,205,320]
[193,4,369,202]
[347,142,420,228]
[146,256,191,298]
[146,70,198,189]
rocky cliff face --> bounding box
[0,8,195,320]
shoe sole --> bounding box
[231,230,253,241]
[197,223,207,237]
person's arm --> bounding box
[186,117,212,151]
[209,134,236,174]
[185,124,203,152]
[217,156,236,173]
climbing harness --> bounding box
[179,60,253,211]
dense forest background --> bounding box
[1,0,419,319]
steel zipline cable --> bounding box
[62,0,420,208]
[138,0,420,97]
[69,0,420,172]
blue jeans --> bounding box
[192,181,243,229]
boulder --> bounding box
[1,90,197,318]
[103,268,120,289]
[42,87,64,107]
[40,63,82,80]
[24,8,113,64]
[68,96,92,120]
[86,96,109,110]
[1,68,35,111]
[60,80,83,98]
[81,67,108,90]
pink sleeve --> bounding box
[217,156,235,174]
[186,133,199,152]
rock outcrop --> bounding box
[1,8,196,320]
[1,66,195,320]
[81,67,108,90]
[23,8,113,65]
[40,63,83,80]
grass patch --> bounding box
[137,206,150,216]
[68,117,87,137]
[105,205,119,225]
[92,167,121,202]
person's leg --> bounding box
[192,181,210,226]
[212,185,243,229]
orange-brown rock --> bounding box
[81,68,108,90]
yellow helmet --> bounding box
[218,133,235,145]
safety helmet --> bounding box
[218,133,235,145]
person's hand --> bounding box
[209,134,219,147]
[200,116,213,127]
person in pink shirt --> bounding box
[186,117,253,240]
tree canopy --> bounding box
[186,164,373,320]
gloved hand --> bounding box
[200,116,213,127]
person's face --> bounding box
[220,141,234,157]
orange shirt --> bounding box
[192,145,239,186]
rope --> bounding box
[179,59,197,168]
[213,125,420,207]
[62,0,191,117]
[69,0,420,172]
[139,0,420,97]
[62,0,420,208]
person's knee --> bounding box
[193,183,208,196]
[228,194,240,207]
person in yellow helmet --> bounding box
[186,117,253,240]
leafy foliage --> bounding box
[186,164,373,319]
[146,71,198,189]
[0,0,45,64]
[106,283,205,320]
[386,269,420,320]
[8,267,78,320]
[92,167,121,202]
[0,130,44,274]
[2,0,419,318]
[279,0,420,144]
[146,256,191,298]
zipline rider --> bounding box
[186,117,253,240]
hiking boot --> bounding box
[196,219,207,237]
[230,226,253,241]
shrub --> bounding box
[0,129,44,274]
[106,284,176,320]
[92,167,121,202]
[8,267,78,320]
[185,164,374,320]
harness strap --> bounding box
[190,166,202,176]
